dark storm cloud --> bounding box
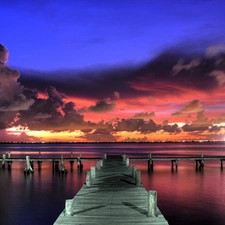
[19,67,137,100]
[14,89,90,132]
[19,46,225,103]
[0,44,35,129]
[79,98,116,113]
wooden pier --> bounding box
[53,154,169,225]
[1,151,225,172]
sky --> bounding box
[1,0,225,142]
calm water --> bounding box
[0,142,225,225]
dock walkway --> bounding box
[54,155,169,225]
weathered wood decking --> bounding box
[54,155,169,225]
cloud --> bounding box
[0,94,34,111]
[45,85,66,106]
[14,97,91,131]
[0,130,40,142]
[172,58,201,75]
[162,124,181,133]
[0,44,8,63]
[182,111,212,132]
[84,128,117,142]
[19,45,224,105]
[139,120,161,134]
[2,43,225,141]
[122,136,148,142]
[208,125,221,133]
[133,112,155,120]
[0,44,35,129]
[182,123,209,132]
[113,91,120,100]
[80,98,116,113]
[192,111,212,126]
[115,118,145,132]
[213,113,225,124]
[209,70,225,86]
[206,44,225,58]
[172,100,203,116]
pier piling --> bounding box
[59,155,67,173]
[7,151,12,169]
[135,170,141,186]
[90,166,96,178]
[147,190,157,217]
[24,156,33,174]
[148,153,154,172]
[2,154,6,169]
[65,199,73,216]
[132,165,137,178]
[86,171,91,187]
[77,154,83,171]
[125,157,129,166]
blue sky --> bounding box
[2,0,225,70]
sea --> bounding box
[0,142,224,225]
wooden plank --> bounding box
[54,155,169,225]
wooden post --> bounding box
[135,170,141,186]
[77,155,83,170]
[100,159,103,167]
[65,199,73,216]
[200,153,204,169]
[2,154,6,169]
[24,156,33,174]
[132,165,137,178]
[148,153,154,172]
[37,160,42,171]
[122,154,126,162]
[195,160,198,170]
[125,158,129,166]
[90,166,96,178]
[7,151,12,170]
[86,171,91,187]
[55,161,59,171]
[171,159,178,171]
[104,153,107,159]
[59,154,67,173]
[147,190,157,217]
[37,151,42,171]
[69,152,74,171]
[96,160,100,169]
